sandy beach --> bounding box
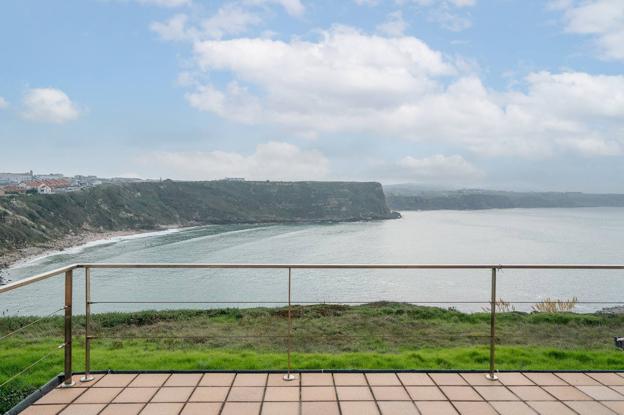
[0,227,180,271]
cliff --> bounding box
[385,188,624,211]
[0,180,398,257]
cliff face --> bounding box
[0,180,398,255]
[386,189,624,211]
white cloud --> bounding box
[398,154,484,180]
[150,14,192,41]
[139,141,329,180]
[558,0,624,61]
[21,88,80,124]
[151,6,262,41]
[137,0,190,7]
[376,11,407,36]
[0,97,8,109]
[244,0,305,16]
[181,27,624,159]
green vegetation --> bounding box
[384,188,624,211]
[2,303,624,412]
[0,180,398,257]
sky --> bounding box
[0,0,623,192]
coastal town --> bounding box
[0,171,143,196]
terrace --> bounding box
[2,263,624,415]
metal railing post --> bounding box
[61,269,75,387]
[81,267,94,382]
[486,267,498,381]
[283,267,296,381]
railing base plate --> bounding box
[485,373,499,381]
[80,376,95,382]
[283,373,297,381]
[59,381,75,388]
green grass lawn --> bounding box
[2,303,624,412]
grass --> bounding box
[1,302,624,412]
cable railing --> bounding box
[1,262,624,393]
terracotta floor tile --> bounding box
[555,373,600,385]
[397,373,434,386]
[301,386,336,401]
[603,401,624,415]
[523,373,567,386]
[233,374,268,387]
[302,401,340,415]
[588,373,624,386]
[497,373,534,386]
[440,386,483,401]
[261,402,299,415]
[267,373,300,387]
[163,374,202,387]
[406,386,447,401]
[490,401,538,415]
[371,386,411,401]
[35,388,85,404]
[508,386,555,401]
[474,386,520,401]
[129,374,170,388]
[340,401,380,415]
[227,387,265,402]
[180,402,222,415]
[199,373,235,387]
[334,373,368,386]
[74,387,122,404]
[139,403,185,415]
[95,374,137,388]
[578,386,624,400]
[301,373,333,386]
[20,405,66,415]
[526,401,576,415]
[543,386,592,401]
[430,373,468,386]
[336,386,374,401]
[378,401,419,415]
[453,401,498,415]
[366,373,401,386]
[113,388,158,403]
[263,386,299,401]
[151,387,194,403]
[99,403,144,415]
[221,402,261,415]
[415,401,459,415]
[460,373,502,386]
[613,386,624,395]
[58,404,106,415]
[563,401,617,415]
[189,387,229,402]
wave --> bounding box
[10,228,185,269]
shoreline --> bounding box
[0,227,183,271]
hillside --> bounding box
[385,188,624,211]
[0,180,398,259]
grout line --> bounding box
[395,372,422,415]
[332,373,344,415]
[176,373,203,415]
[361,372,383,415]
[217,372,237,415]
[258,373,269,415]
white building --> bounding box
[37,184,52,194]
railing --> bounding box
[1,262,624,392]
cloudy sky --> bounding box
[1,0,623,191]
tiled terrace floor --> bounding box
[21,371,624,415]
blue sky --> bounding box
[1,0,623,191]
